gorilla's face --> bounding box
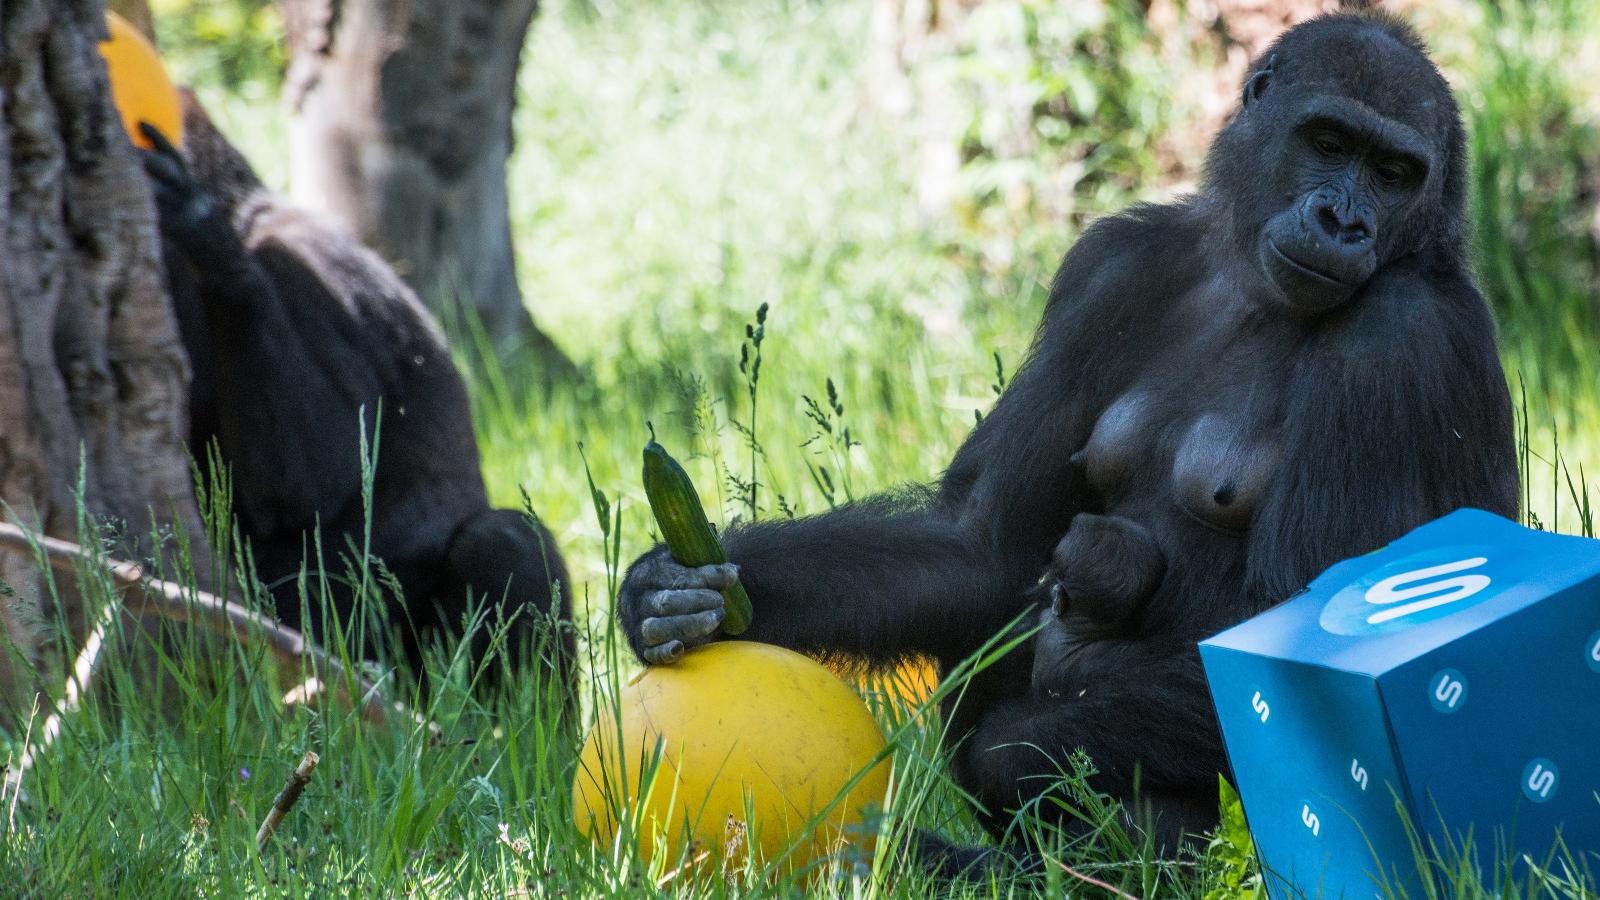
[1206,19,1458,316]
[1255,95,1434,313]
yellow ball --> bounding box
[836,657,939,708]
[573,641,892,876]
[99,12,183,149]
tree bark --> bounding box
[0,0,210,712]
[281,0,570,370]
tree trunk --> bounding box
[0,0,210,712]
[281,0,570,370]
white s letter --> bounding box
[1252,691,1270,723]
[1365,557,1490,625]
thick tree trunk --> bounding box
[0,0,209,711]
[281,0,570,369]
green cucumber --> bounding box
[642,436,754,634]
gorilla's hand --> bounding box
[1045,514,1165,633]
[137,121,235,263]
[618,545,739,665]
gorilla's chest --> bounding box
[1079,361,1284,533]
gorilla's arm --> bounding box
[721,496,1041,667]
[621,380,1075,670]
[1244,263,1520,603]
[142,125,370,536]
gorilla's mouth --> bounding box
[1267,238,1348,286]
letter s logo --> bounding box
[1522,758,1559,803]
[1350,759,1368,791]
[1429,668,1468,713]
[1301,804,1320,837]
[1363,557,1490,625]
[1434,676,1462,705]
[1251,691,1270,723]
[1587,629,1600,674]
[1322,546,1516,637]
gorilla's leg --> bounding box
[440,509,573,687]
[951,643,1223,851]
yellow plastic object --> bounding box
[841,657,939,708]
[99,12,183,149]
[573,641,891,875]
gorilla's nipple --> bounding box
[1213,482,1237,506]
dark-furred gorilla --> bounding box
[141,99,571,686]
[620,11,1518,854]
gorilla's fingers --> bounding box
[138,146,182,184]
[647,588,724,617]
[138,122,186,165]
[704,563,739,590]
[653,561,740,591]
[643,640,686,666]
[639,608,724,648]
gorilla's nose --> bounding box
[1313,201,1372,248]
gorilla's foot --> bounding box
[911,830,1037,884]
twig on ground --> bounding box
[1050,856,1143,899]
[4,696,38,830]
[256,750,320,851]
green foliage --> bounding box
[945,1,1182,240]
[1454,0,1600,400]
[1205,776,1263,900]
[151,0,285,97]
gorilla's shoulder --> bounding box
[1046,199,1205,311]
[242,200,450,359]
[1317,254,1498,375]
[1078,199,1202,256]
[1356,253,1496,336]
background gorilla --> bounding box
[620,10,1518,852]
[142,99,572,687]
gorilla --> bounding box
[140,99,572,688]
[619,11,1519,855]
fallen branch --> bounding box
[0,521,390,723]
[256,750,320,851]
[4,697,38,830]
[0,521,397,795]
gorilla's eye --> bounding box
[1312,134,1343,157]
[1375,159,1408,185]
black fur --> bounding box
[622,11,1516,856]
[143,100,572,688]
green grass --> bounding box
[5,0,1600,895]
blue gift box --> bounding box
[1200,509,1600,897]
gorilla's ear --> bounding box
[1243,54,1276,107]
